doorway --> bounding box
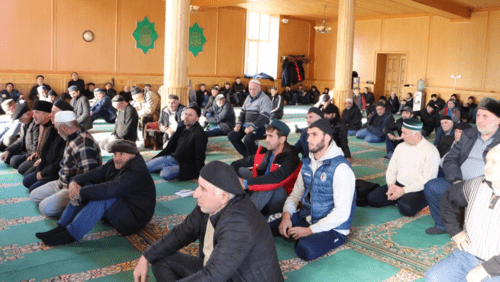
[374,53,407,99]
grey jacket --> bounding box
[443,127,500,183]
[71,95,93,130]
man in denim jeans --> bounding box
[146,106,207,181]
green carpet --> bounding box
[0,106,453,281]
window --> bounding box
[244,12,279,79]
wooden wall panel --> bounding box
[485,11,500,90]
[380,16,430,86]
[427,13,488,89]
[55,0,116,72]
[353,19,382,84]
[216,8,246,77]
[0,0,52,71]
[189,9,218,76]
[278,18,313,81]
[117,0,165,74]
[313,21,338,81]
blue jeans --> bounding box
[248,187,288,214]
[424,177,451,230]
[269,212,346,261]
[146,155,180,181]
[425,249,500,282]
[227,124,266,158]
[205,125,224,137]
[23,171,53,193]
[58,198,117,241]
[356,128,385,143]
[347,129,359,136]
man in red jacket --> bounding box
[231,119,301,215]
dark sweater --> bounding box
[113,103,138,141]
[155,122,208,181]
[75,154,156,236]
[342,104,363,131]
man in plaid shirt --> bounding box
[30,111,101,217]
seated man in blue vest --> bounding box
[269,118,356,260]
[231,119,301,215]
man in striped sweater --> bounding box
[228,79,272,158]
[426,144,500,282]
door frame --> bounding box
[374,51,408,99]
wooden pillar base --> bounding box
[333,89,350,112]
[161,86,188,108]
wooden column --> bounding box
[333,0,356,112]
[162,0,190,108]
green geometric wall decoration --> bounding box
[189,22,206,57]
[133,16,159,54]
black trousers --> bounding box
[152,252,203,281]
[366,183,427,217]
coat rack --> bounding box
[281,55,311,64]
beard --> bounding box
[309,137,326,154]
[478,121,498,136]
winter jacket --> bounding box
[204,101,236,135]
[387,97,400,114]
[231,145,301,194]
[75,154,156,236]
[415,109,441,136]
[366,110,395,139]
[441,107,460,123]
[331,121,351,159]
[237,91,271,131]
[6,119,39,158]
[71,95,93,130]
[143,193,284,282]
[443,127,500,183]
[154,122,208,181]
[113,103,138,141]
[342,104,363,131]
[36,126,66,180]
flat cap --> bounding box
[68,85,78,92]
[200,161,244,196]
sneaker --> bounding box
[425,227,446,235]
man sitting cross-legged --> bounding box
[35,140,156,246]
[133,161,284,282]
[425,144,500,282]
[30,111,101,217]
[356,102,395,143]
[146,105,207,181]
[269,118,356,261]
[199,94,235,137]
[366,119,440,216]
[231,119,301,214]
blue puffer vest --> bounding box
[299,155,356,230]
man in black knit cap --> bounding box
[134,160,284,282]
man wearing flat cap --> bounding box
[269,118,356,261]
[228,79,272,158]
[30,110,101,217]
[366,119,440,216]
[1,103,39,168]
[91,88,116,123]
[425,97,500,235]
[231,119,301,214]
[35,140,156,246]
[0,99,21,151]
[69,85,92,130]
[134,161,284,282]
[100,95,138,152]
[295,107,323,159]
[147,106,207,181]
[356,101,395,143]
[199,94,235,137]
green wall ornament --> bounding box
[133,16,159,54]
[189,22,206,57]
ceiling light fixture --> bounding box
[314,5,332,34]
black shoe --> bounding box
[42,229,76,246]
[36,225,66,239]
[425,227,446,235]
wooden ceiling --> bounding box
[190,0,500,20]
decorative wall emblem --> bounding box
[189,22,206,57]
[133,16,159,54]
